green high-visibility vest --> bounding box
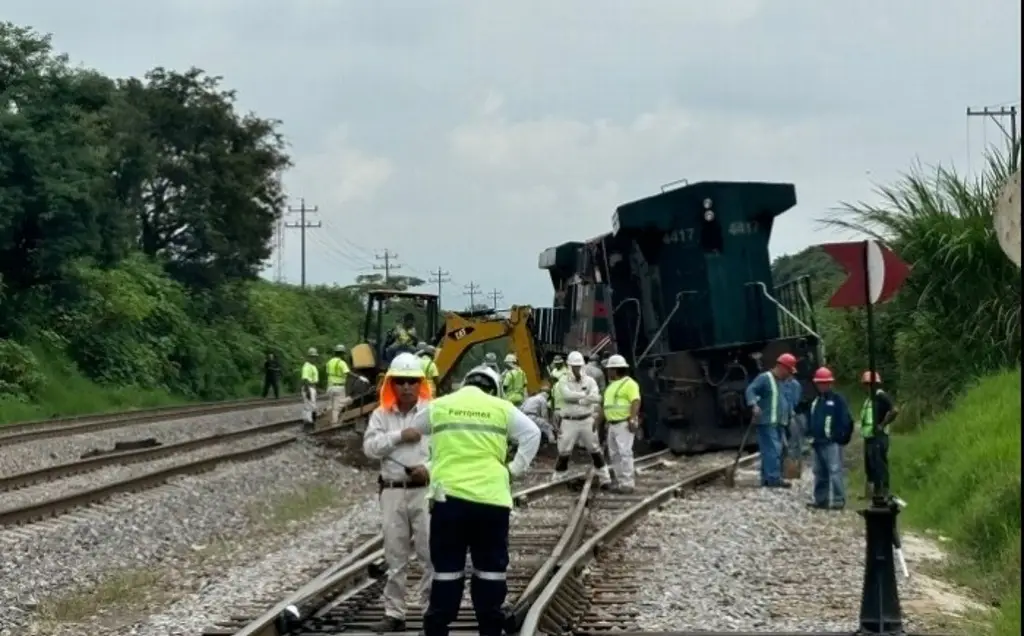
[603,377,640,422]
[326,357,349,386]
[502,367,526,404]
[811,397,833,438]
[428,386,514,508]
[758,371,780,425]
[860,390,887,438]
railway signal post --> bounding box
[822,239,911,635]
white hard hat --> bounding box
[605,354,629,369]
[463,365,503,396]
[504,353,517,364]
[484,352,497,362]
[566,351,585,366]
[306,347,319,357]
[334,344,346,353]
[388,352,425,378]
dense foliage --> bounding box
[772,141,1021,424]
[0,23,375,420]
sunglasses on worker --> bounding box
[391,377,421,386]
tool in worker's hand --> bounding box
[384,456,414,476]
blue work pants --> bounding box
[423,496,510,636]
[811,442,846,508]
[757,423,786,486]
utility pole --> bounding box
[463,281,481,310]
[967,104,1019,169]
[285,198,321,287]
[488,288,504,310]
[429,267,451,306]
[273,216,285,283]
[374,250,401,286]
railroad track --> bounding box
[0,396,301,447]
[208,449,757,636]
[0,403,376,528]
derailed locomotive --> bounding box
[531,180,822,453]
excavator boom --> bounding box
[433,306,544,393]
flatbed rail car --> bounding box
[536,180,823,453]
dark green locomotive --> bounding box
[531,180,822,453]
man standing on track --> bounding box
[325,344,352,427]
[300,347,320,431]
[398,365,540,636]
[744,353,799,488]
[806,367,853,510]
[552,351,612,488]
[598,354,641,493]
[362,353,434,634]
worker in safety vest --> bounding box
[501,353,527,406]
[300,347,320,431]
[806,367,853,510]
[397,365,541,636]
[520,380,555,444]
[384,313,418,362]
[552,351,612,487]
[598,354,641,493]
[743,353,799,488]
[362,353,434,633]
[859,370,897,498]
[325,345,352,426]
[417,342,440,397]
[548,355,567,382]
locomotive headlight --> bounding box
[703,209,715,222]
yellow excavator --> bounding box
[333,289,546,429]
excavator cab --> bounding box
[350,290,440,386]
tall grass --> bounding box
[885,368,1021,635]
[820,141,1021,422]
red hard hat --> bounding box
[861,370,881,384]
[776,353,798,371]
[813,367,835,383]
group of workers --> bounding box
[745,353,897,510]
[360,346,641,636]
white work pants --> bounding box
[555,416,611,483]
[607,422,636,488]
[380,487,432,620]
[302,387,317,425]
[326,385,350,425]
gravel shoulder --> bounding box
[0,401,301,478]
[619,466,984,633]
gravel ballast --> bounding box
[614,467,972,632]
[0,401,301,478]
[0,437,375,635]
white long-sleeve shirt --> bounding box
[362,401,431,481]
[519,392,549,420]
[406,387,541,477]
[557,372,601,419]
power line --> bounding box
[463,281,481,309]
[429,267,452,307]
[373,249,402,285]
[285,198,321,287]
[488,287,504,310]
[967,104,1019,170]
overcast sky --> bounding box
[5,1,1021,307]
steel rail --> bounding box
[0,419,301,492]
[0,402,377,527]
[0,437,297,526]
[519,452,761,636]
[0,396,301,447]
[220,450,672,636]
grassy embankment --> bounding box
[878,368,1020,635]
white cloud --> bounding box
[286,126,394,209]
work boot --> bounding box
[373,616,406,633]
